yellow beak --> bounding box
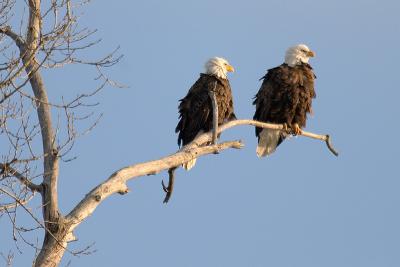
[307,50,316,57]
[226,64,235,72]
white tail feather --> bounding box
[183,158,197,170]
[182,131,204,170]
[256,129,280,157]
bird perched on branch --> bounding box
[253,44,316,157]
[162,57,236,203]
[176,56,236,169]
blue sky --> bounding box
[1,0,400,266]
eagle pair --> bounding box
[162,44,316,202]
[176,44,316,169]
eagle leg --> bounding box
[291,123,302,135]
[282,123,290,134]
[162,167,177,204]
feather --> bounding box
[256,129,281,157]
[176,73,235,169]
[253,62,316,156]
[182,158,197,170]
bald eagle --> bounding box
[253,44,316,157]
[176,57,236,169]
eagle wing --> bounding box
[176,74,235,147]
[293,64,316,127]
[253,63,316,139]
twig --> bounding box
[0,163,42,192]
[0,194,34,212]
[161,167,177,203]
[296,129,339,156]
[325,135,339,156]
[208,81,218,145]
[0,26,25,49]
[0,188,76,255]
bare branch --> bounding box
[66,119,337,232]
[0,26,25,49]
[66,140,243,229]
[1,0,124,265]
[24,0,60,220]
[0,192,34,212]
[0,250,14,267]
[208,81,218,145]
[186,119,339,156]
[161,167,177,203]
[0,163,42,192]
[0,187,72,254]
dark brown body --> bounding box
[176,73,236,146]
[253,63,316,146]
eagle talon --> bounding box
[282,123,290,134]
[291,123,302,135]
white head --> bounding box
[204,57,235,79]
[284,44,315,67]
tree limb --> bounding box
[20,1,62,265]
[0,26,25,49]
[0,192,35,212]
[23,0,60,222]
[66,140,243,229]
[208,82,218,145]
[0,163,42,192]
[66,119,337,232]
[161,167,177,203]
[184,119,339,157]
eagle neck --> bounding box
[201,73,226,83]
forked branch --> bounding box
[66,119,337,231]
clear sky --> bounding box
[1,0,400,266]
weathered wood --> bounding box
[184,119,339,156]
[65,119,337,234]
[209,81,218,145]
[66,140,244,230]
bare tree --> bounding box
[0,1,337,266]
[0,0,122,265]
